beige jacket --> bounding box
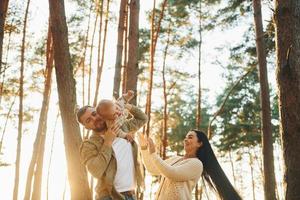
[80,106,148,200]
[141,149,203,200]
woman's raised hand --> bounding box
[147,137,156,154]
[138,133,156,154]
[137,133,148,148]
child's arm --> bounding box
[115,90,134,110]
[121,104,148,133]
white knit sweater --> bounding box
[140,149,203,200]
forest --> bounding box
[0,0,299,199]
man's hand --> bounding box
[125,132,134,143]
[103,123,120,146]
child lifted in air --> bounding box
[96,90,136,142]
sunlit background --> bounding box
[0,0,283,199]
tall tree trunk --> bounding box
[228,150,237,187]
[196,0,202,130]
[248,150,256,200]
[82,2,92,106]
[144,0,156,136]
[93,0,110,106]
[46,112,59,200]
[13,0,30,199]
[162,23,171,160]
[195,2,203,198]
[94,0,104,104]
[274,1,300,199]
[24,24,54,200]
[88,12,99,105]
[80,3,92,137]
[126,0,139,105]
[0,91,17,153]
[48,0,91,199]
[113,0,127,99]
[121,3,129,94]
[32,25,54,200]
[145,0,167,136]
[0,0,9,74]
[252,1,276,199]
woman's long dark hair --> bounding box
[193,130,242,200]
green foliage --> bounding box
[150,69,211,155]
[213,36,279,153]
[168,96,211,155]
[214,69,262,151]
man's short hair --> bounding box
[76,105,93,124]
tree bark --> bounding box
[93,0,110,106]
[81,2,92,106]
[228,150,237,187]
[144,0,156,136]
[248,150,256,200]
[0,0,9,74]
[126,0,139,105]
[113,0,127,99]
[32,24,54,200]
[162,23,171,160]
[0,91,16,153]
[88,12,99,105]
[121,3,129,94]
[13,0,30,199]
[94,0,105,106]
[196,0,202,130]
[274,0,300,199]
[252,1,276,199]
[46,112,59,200]
[24,23,54,200]
[145,0,167,136]
[48,0,91,199]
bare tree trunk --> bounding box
[252,1,276,199]
[228,150,237,187]
[24,23,54,200]
[13,0,30,199]
[195,2,202,198]
[144,0,156,136]
[196,0,202,130]
[113,0,127,99]
[125,0,140,105]
[46,112,59,200]
[121,3,129,94]
[88,12,99,105]
[95,0,104,104]
[48,0,91,198]
[80,3,92,138]
[0,91,17,153]
[0,0,9,74]
[145,0,167,136]
[248,150,256,200]
[82,2,92,106]
[32,25,54,200]
[274,1,300,199]
[162,23,171,160]
[93,0,110,106]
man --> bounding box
[77,102,147,200]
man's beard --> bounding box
[94,119,107,132]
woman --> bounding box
[138,130,242,200]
